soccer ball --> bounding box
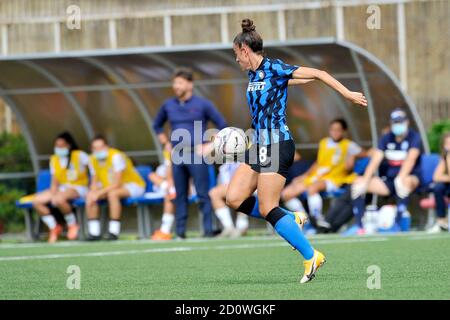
[213,127,248,158]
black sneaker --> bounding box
[105,233,119,241]
[86,234,101,241]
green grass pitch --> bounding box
[0,232,449,300]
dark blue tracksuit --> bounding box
[153,95,227,237]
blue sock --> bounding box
[396,196,409,225]
[352,196,365,228]
[266,207,314,260]
[248,198,263,219]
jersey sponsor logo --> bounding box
[401,141,409,150]
[247,81,266,92]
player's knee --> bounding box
[107,190,119,201]
[225,193,240,210]
[52,196,65,207]
[32,198,43,207]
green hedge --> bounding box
[0,132,33,233]
[427,119,450,153]
[0,184,26,233]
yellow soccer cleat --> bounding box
[300,250,326,284]
[294,211,308,228]
[291,211,309,251]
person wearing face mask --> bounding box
[349,108,423,235]
[281,119,363,229]
[86,135,145,240]
[428,132,450,232]
[32,131,89,243]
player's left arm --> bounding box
[288,78,315,86]
[292,67,367,107]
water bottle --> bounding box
[400,210,411,232]
[364,205,378,235]
[447,205,450,232]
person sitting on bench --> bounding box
[429,132,450,232]
[32,131,89,243]
[86,134,145,241]
[350,108,423,235]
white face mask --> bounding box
[391,122,408,136]
[54,147,69,157]
[94,150,108,160]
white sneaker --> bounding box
[230,228,247,238]
[426,223,444,234]
[217,227,235,238]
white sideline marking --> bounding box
[0,230,422,250]
[409,234,450,241]
[0,237,387,262]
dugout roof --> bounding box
[0,38,428,173]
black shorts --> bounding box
[381,175,420,197]
[244,139,295,178]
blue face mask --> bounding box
[54,147,69,157]
[94,150,108,161]
[392,123,408,136]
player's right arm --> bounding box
[50,176,58,194]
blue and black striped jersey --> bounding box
[246,57,298,145]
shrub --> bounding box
[427,120,450,153]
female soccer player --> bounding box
[32,132,89,243]
[225,19,367,283]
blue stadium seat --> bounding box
[16,170,52,209]
[353,157,370,175]
[418,153,441,192]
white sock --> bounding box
[307,193,323,219]
[284,198,305,212]
[236,213,249,230]
[215,207,234,229]
[109,220,121,236]
[64,213,77,226]
[88,220,101,236]
[41,214,56,230]
[160,212,175,234]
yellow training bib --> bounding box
[90,148,145,188]
[305,138,356,187]
[50,150,89,187]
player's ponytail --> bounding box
[233,18,264,55]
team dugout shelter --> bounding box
[0,39,429,175]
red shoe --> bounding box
[48,224,63,243]
[151,229,172,240]
[67,224,80,240]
